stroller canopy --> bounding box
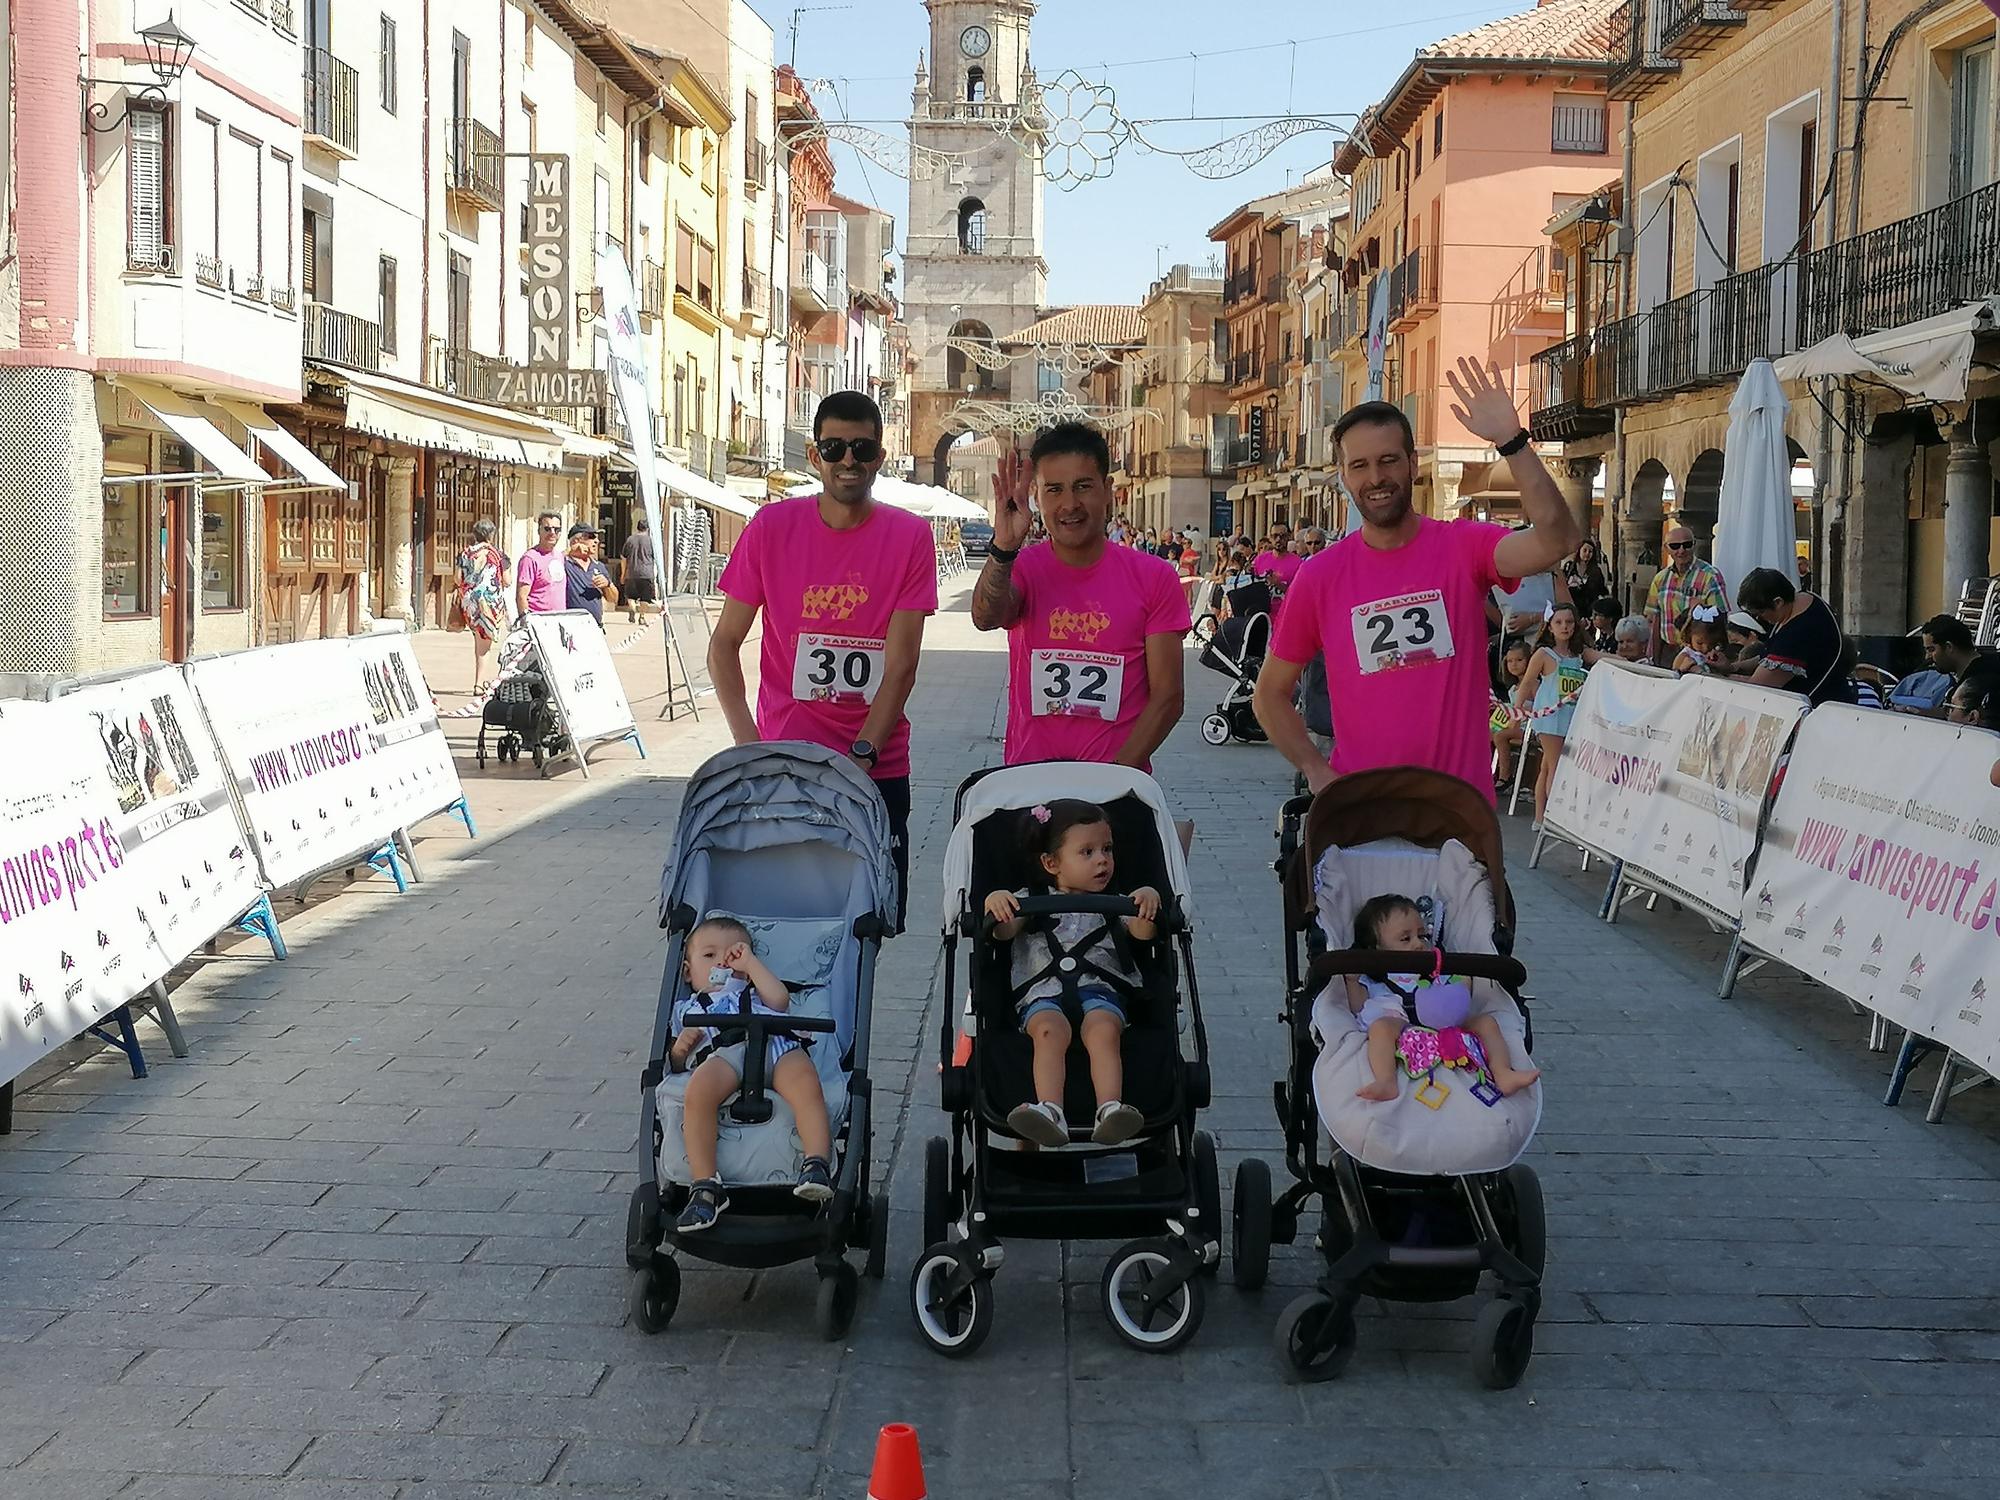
[1285,767,1515,936]
[660,741,898,925]
[938,763,1193,934]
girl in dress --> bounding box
[1513,604,1595,829]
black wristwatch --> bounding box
[1497,428,1532,458]
[987,543,1020,563]
[850,739,878,768]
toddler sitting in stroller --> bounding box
[1347,894,1539,1103]
[668,917,835,1230]
[983,799,1161,1148]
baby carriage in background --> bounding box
[1256,768,1545,1388]
[476,626,562,769]
[1197,579,1273,746]
[912,764,1265,1358]
[626,743,897,1342]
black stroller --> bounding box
[625,743,897,1341]
[1258,768,1545,1388]
[911,763,1267,1357]
[1197,580,1272,745]
[476,627,562,769]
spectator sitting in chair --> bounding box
[1894,614,1988,715]
[1612,615,1651,663]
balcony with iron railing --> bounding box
[447,119,503,211]
[1223,268,1259,306]
[742,266,771,328]
[1607,0,1681,101]
[743,139,770,191]
[303,301,381,370]
[1225,435,1258,468]
[1490,244,1567,341]
[430,340,506,402]
[303,48,360,157]
[641,258,667,321]
[924,100,1025,123]
[1387,246,1438,330]
[1264,272,1288,305]
[270,0,296,35]
[729,416,770,470]
[1798,178,2000,348]
[1657,0,1747,55]
[1262,359,1284,391]
[789,247,839,314]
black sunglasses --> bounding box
[816,437,883,464]
[1667,540,1693,551]
[538,523,562,532]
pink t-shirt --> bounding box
[718,495,939,779]
[517,546,567,614]
[1270,517,1517,803]
[1003,542,1192,767]
[1256,550,1303,588]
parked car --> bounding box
[960,520,994,556]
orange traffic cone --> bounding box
[867,1422,927,1500]
[951,1030,972,1067]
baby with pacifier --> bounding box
[984,799,1161,1147]
[1346,894,1539,1103]
[668,917,835,1230]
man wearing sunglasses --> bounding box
[711,391,937,924]
[1644,524,1727,665]
[974,421,1189,772]
[515,510,569,618]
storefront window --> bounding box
[202,485,242,609]
[101,430,152,617]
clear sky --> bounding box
[744,0,1523,307]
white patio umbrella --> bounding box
[1711,358,1796,606]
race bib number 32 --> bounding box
[1030,649,1123,719]
[1350,589,1454,674]
[793,633,886,705]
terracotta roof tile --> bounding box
[1418,0,1618,64]
[997,305,1145,347]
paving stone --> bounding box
[290,1432,566,1484]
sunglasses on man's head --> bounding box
[816,437,882,464]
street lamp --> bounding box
[83,11,198,134]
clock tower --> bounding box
[904,0,1047,487]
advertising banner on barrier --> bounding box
[1544,663,1806,920]
[189,635,463,887]
[524,611,638,752]
[1750,706,2000,1074]
[0,701,168,1086]
[66,665,266,978]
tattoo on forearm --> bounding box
[971,558,1019,627]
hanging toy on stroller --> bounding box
[476,625,559,769]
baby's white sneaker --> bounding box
[1092,1101,1144,1145]
[1008,1100,1069,1147]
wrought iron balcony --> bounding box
[1387,246,1437,329]
[1658,0,1747,56]
[430,341,506,402]
[303,48,360,157]
[1799,178,2000,347]
[1607,1,1681,102]
[1223,269,1259,305]
[641,259,666,321]
[448,119,503,212]
[303,301,381,371]
[1529,331,1614,442]
[270,0,296,35]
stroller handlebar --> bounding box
[967,892,1183,939]
[1307,949,1528,990]
[676,1009,838,1034]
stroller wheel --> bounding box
[1471,1296,1536,1390]
[1275,1291,1356,1383]
[922,1136,953,1252]
[1501,1164,1546,1279]
[624,1183,661,1269]
[1190,1132,1221,1279]
[815,1263,861,1342]
[910,1245,993,1358]
[1101,1238,1205,1354]
[1231,1158,1273,1291]
[1200,713,1232,746]
[628,1256,680,1335]
[864,1190,890,1281]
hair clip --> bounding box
[1030,804,1051,823]
[1690,605,1721,623]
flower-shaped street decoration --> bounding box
[1029,71,1130,191]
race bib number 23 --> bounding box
[793,633,886,705]
[1350,589,1454,675]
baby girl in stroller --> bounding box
[1346,894,1540,1102]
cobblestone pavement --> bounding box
[4,590,1999,1500]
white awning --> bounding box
[119,379,267,484]
[328,365,568,471]
[1773,298,1997,403]
[642,453,761,520]
[211,399,346,491]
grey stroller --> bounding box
[625,742,898,1341]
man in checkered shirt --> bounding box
[1645,524,1728,664]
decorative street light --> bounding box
[83,11,198,134]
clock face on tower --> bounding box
[960,25,992,58]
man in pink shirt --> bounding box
[514,510,569,616]
[971,422,1189,769]
[710,391,937,922]
[1253,358,1581,804]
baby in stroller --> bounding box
[982,799,1162,1148]
[1346,894,1540,1102]
[668,917,835,1230]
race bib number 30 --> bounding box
[793,633,886,705]
[1030,649,1123,719]
[1350,589,1454,674]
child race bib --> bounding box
[1030,649,1123,718]
[1350,589,1454,674]
[793,633,886,704]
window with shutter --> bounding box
[676,223,695,296]
[379,14,398,115]
[379,256,398,353]
[302,212,317,300]
[128,107,168,268]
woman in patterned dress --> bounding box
[455,520,511,692]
